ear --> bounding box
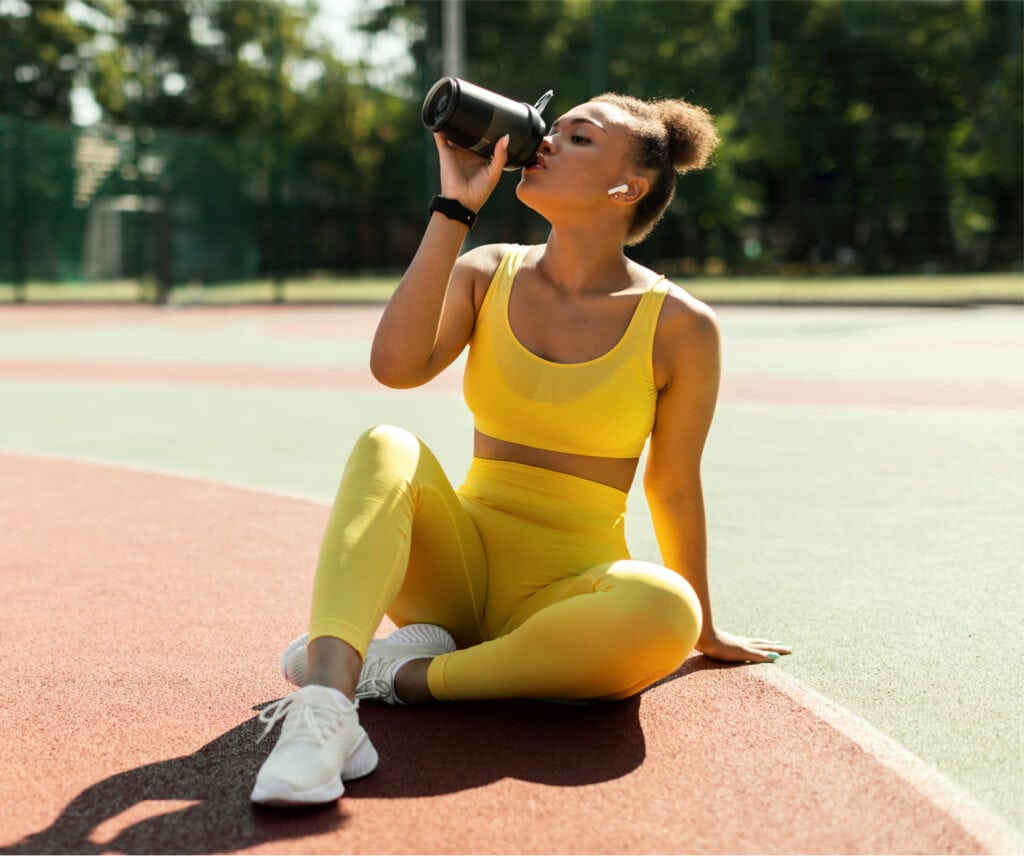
[608,177,649,204]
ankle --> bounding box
[307,636,363,702]
[393,658,435,704]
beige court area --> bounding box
[0,301,1020,853]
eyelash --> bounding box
[547,125,591,145]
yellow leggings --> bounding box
[309,425,702,701]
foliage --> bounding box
[365,0,1020,271]
[0,0,93,120]
[0,0,1020,278]
[79,0,313,138]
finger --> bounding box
[753,647,792,660]
[748,639,793,654]
[761,648,792,662]
[490,134,510,170]
[734,644,789,663]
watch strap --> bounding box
[428,195,477,229]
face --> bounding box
[516,101,637,211]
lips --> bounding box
[525,154,547,171]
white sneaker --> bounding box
[279,624,456,704]
[280,632,311,687]
[250,684,379,806]
[356,623,457,704]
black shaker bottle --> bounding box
[422,77,554,170]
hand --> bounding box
[696,627,792,664]
[435,132,509,212]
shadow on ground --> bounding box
[0,660,731,854]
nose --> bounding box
[539,134,556,154]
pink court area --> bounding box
[0,451,998,854]
[0,303,1019,410]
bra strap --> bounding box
[629,276,671,357]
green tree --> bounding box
[945,0,1023,266]
[8,0,1020,283]
[366,0,757,265]
[84,0,312,138]
[0,0,96,294]
[366,0,1023,272]
[0,0,93,121]
[78,0,430,276]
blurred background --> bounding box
[0,0,1021,303]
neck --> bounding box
[538,225,631,295]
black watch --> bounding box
[428,195,477,229]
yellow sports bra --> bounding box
[463,245,670,459]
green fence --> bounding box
[0,114,432,300]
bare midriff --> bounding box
[473,430,639,493]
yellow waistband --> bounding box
[459,457,628,523]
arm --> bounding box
[370,135,509,389]
[644,293,790,663]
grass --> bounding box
[0,271,1020,307]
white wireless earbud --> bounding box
[607,183,629,196]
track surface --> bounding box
[0,303,1020,853]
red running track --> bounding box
[0,452,1004,854]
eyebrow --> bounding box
[550,117,608,134]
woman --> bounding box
[251,91,791,806]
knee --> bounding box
[350,424,423,466]
[617,562,703,673]
[342,425,423,487]
[356,424,418,455]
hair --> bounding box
[590,93,720,245]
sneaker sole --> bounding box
[250,733,379,806]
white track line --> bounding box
[755,667,1024,855]
[5,446,1024,854]
[0,447,331,505]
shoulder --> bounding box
[455,242,536,278]
[658,280,720,339]
[651,279,721,388]
[626,259,718,334]
[455,243,538,309]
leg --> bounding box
[426,560,702,702]
[305,637,364,697]
[306,425,488,699]
[252,426,487,804]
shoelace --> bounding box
[256,693,340,744]
[355,676,391,701]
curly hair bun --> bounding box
[589,91,720,244]
[653,99,719,174]
[592,93,719,174]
